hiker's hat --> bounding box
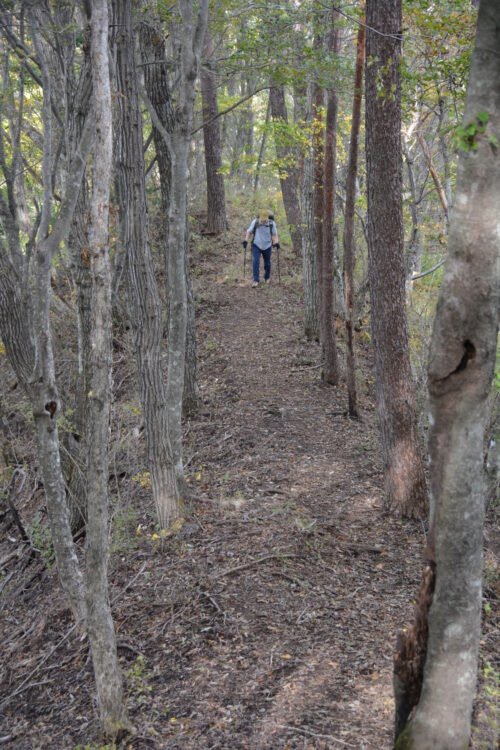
[259,209,269,223]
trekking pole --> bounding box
[276,245,281,284]
[243,244,247,278]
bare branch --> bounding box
[137,77,172,156]
[191,85,270,135]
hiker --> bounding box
[242,210,280,287]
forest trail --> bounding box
[0,228,496,749]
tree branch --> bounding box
[191,85,270,135]
[46,111,95,259]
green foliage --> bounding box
[454,112,497,152]
[403,0,476,117]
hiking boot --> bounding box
[264,278,270,284]
[252,281,259,288]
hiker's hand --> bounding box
[242,240,248,250]
[273,242,280,250]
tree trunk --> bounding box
[365,0,427,517]
[395,3,500,746]
[86,0,128,734]
[143,0,208,528]
[270,84,302,257]
[139,9,199,419]
[201,28,226,234]
[254,94,271,194]
[301,87,319,341]
[343,15,365,418]
[417,127,449,222]
[112,0,174,529]
[183,212,198,416]
[313,54,330,375]
[165,0,208,515]
[403,144,424,284]
[322,17,340,386]
[22,8,95,624]
[66,31,93,535]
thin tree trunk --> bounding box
[365,0,427,517]
[86,0,128,733]
[66,31,93,535]
[254,93,271,193]
[417,127,449,222]
[201,28,226,234]
[312,34,327,370]
[322,16,340,386]
[183,214,198,416]
[394,3,500,746]
[403,145,424,284]
[25,9,94,624]
[343,14,365,418]
[270,84,302,256]
[301,87,319,341]
[438,96,453,214]
[112,0,174,529]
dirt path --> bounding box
[0,236,496,749]
[167,246,424,749]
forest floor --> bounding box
[0,210,498,749]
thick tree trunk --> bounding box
[322,18,340,386]
[139,0,207,528]
[395,3,500,746]
[343,16,365,418]
[113,0,174,528]
[86,0,128,735]
[139,10,198,419]
[301,89,319,342]
[201,29,226,234]
[164,0,208,516]
[365,0,427,517]
[270,84,302,257]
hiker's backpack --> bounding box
[250,214,274,245]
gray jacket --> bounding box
[247,219,277,250]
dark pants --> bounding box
[252,243,271,282]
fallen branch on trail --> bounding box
[215,552,299,579]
